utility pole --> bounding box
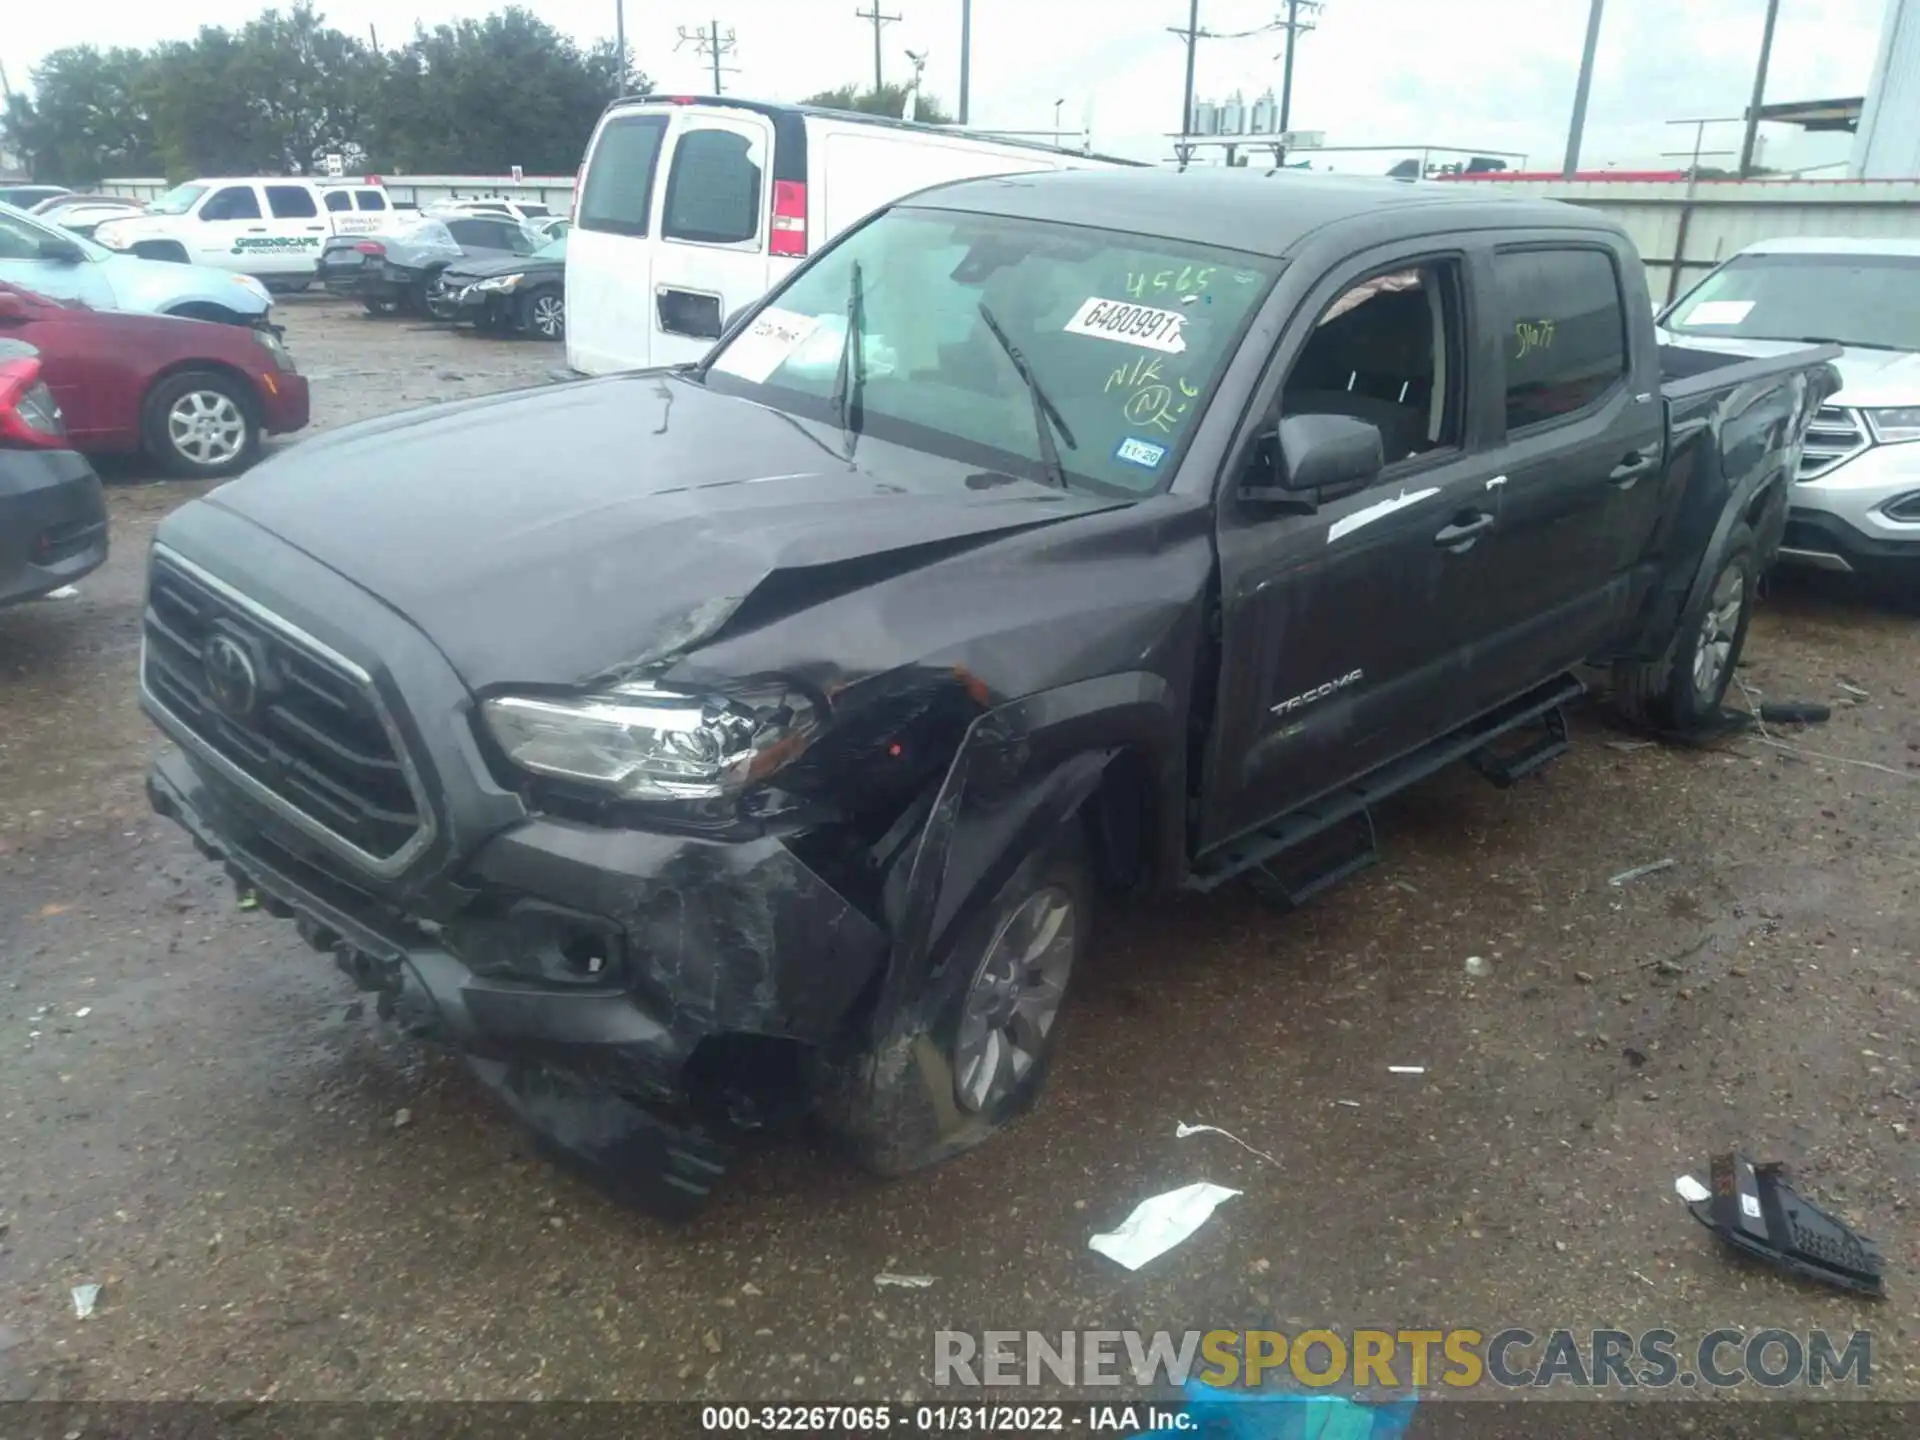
[856,2,902,93]
[1562,0,1605,178]
[1274,0,1320,165]
[615,0,627,95]
[368,23,380,52]
[959,0,973,124]
[675,21,741,94]
[1738,0,1783,177]
[1177,0,1199,158]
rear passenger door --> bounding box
[1463,241,1667,706]
[261,184,328,274]
[650,111,774,365]
[569,110,671,372]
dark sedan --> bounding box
[426,234,567,340]
[0,336,108,607]
[319,214,542,317]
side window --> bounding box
[1492,247,1627,431]
[324,190,352,213]
[266,185,318,219]
[446,219,488,247]
[578,115,669,238]
[0,211,47,260]
[661,129,762,247]
[1280,259,1465,469]
[355,190,388,211]
[200,185,262,222]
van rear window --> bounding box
[578,115,670,237]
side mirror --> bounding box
[1242,413,1384,506]
[37,235,85,264]
[0,293,28,324]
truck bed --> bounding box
[1658,340,1841,402]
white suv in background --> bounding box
[91,178,393,288]
[1660,236,1920,595]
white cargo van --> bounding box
[91,177,393,287]
[565,96,1134,375]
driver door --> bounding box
[1198,239,1504,855]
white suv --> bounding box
[92,178,394,287]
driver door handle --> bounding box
[1611,450,1657,487]
[1434,511,1496,550]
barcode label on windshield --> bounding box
[1064,297,1188,354]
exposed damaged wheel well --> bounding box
[1083,746,1157,899]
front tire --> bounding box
[1613,521,1757,733]
[518,286,566,342]
[817,824,1091,1176]
[141,370,261,479]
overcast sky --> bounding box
[3,0,1891,173]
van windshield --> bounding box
[702,208,1280,496]
[1666,252,1920,352]
[148,184,208,216]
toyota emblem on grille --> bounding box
[202,634,260,720]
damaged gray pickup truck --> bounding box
[140,169,1839,1213]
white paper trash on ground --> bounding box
[1089,1182,1240,1271]
[1675,1175,1711,1204]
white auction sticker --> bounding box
[1680,299,1755,327]
[1064,297,1188,354]
[710,307,822,384]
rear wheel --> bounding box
[1613,521,1757,733]
[817,824,1091,1176]
[141,369,261,479]
[518,286,566,342]
[361,295,399,316]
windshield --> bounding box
[1666,252,1920,352]
[532,236,566,261]
[0,203,110,262]
[147,183,208,216]
[703,209,1278,495]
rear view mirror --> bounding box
[1242,413,1384,506]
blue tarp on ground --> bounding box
[1136,1380,1420,1440]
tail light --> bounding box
[355,240,386,256]
[0,357,66,449]
[770,180,808,258]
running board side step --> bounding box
[1185,673,1587,898]
[1468,699,1571,788]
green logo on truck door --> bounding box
[231,236,321,253]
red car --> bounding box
[0,283,309,478]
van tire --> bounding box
[141,369,262,480]
[1613,521,1758,734]
[816,823,1092,1177]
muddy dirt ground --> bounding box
[1,296,1917,1417]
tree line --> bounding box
[3,0,961,185]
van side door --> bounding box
[649,109,776,365]
[567,110,672,373]
[1198,235,1509,854]
[1457,238,1668,708]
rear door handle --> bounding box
[1434,511,1496,549]
[1611,451,1657,487]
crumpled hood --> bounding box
[441,253,564,287]
[1660,328,1920,409]
[204,372,1114,689]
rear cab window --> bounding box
[324,190,352,213]
[355,190,388,212]
[1493,247,1628,431]
[266,185,318,219]
[704,207,1279,496]
[578,113,670,237]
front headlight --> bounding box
[1865,407,1920,444]
[482,682,816,802]
[473,273,524,293]
[232,274,272,304]
[251,326,295,372]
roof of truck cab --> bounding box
[900,167,1608,257]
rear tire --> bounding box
[362,296,399,316]
[1613,521,1757,733]
[141,369,261,480]
[816,823,1092,1177]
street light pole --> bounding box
[1561,0,1605,179]
[1738,0,1783,177]
[959,0,973,124]
[1179,0,1199,145]
[614,0,627,93]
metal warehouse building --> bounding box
[1855,0,1920,177]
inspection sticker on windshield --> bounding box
[1114,437,1168,470]
[1064,297,1188,354]
[1681,299,1755,327]
[710,307,821,383]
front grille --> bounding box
[142,554,427,868]
[1800,405,1869,480]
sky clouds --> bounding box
[5,0,1890,174]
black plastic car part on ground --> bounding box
[0,340,108,606]
[138,169,1841,1214]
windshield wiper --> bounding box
[827,259,866,461]
[1792,335,1906,352]
[977,302,1076,490]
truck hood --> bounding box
[1660,329,1920,409]
[442,253,564,286]
[202,372,1116,689]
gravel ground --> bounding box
[1,296,1917,1418]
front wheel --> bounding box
[816,825,1091,1176]
[1613,521,1757,733]
[141,369,261,479]
[518,286,566,341]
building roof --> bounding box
[1750,97,1864,133]
[903,167,1592,258]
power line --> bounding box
[1168,4,1312,165]
[1275,0,1321,151]
[675,20,741,95]
[855,2,902,93]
